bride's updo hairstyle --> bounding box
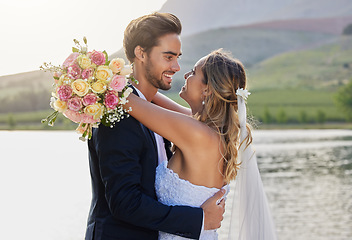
[195,49,252,183]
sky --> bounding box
[0,0,168,77]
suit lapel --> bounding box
[146,126,157,152]
[131,86,158,160]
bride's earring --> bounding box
[202,88,209,106]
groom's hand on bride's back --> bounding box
[201,189,226,230]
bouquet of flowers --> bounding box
[41,37,136,141]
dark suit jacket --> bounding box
[85,90,203,240]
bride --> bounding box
[126,49,276,240]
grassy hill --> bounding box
[242,35,352,123]
[0,70,52,99]
[247,89,344,123]
[248,35,352,91]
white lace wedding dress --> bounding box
[155,160,229,240]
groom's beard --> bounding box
[145,58,172,91]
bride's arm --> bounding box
[125,94,212,151]
[152,92,192,116]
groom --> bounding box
[86,12,225,240]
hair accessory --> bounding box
[235,88,251,101]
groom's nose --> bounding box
[171,59,180,72]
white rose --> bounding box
[53,99,68,112]
[109,58,125,73]
[119,65,133,76]
[50,97,56,109]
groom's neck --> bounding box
[132,61,158,101]
[132,80,158,102]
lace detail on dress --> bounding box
[155,161,229,240]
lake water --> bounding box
[1,129,352,240]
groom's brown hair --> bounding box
[123,12,182,63]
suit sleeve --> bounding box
[93,116,203,239]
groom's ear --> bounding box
[134,46,145,62]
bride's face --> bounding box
[179,57,207,111]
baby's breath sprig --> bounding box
[39,62,63,75]
[101,105,131,128]
[72,37,88,54]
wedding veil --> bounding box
[227,90,277,240]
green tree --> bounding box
[277,108,288,124]
[298,110,308,123]
[316,110,326,124]
[334,79,352,121]
[262,106,273,123]
[7,113,16,130]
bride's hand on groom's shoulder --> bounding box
[201,189,226,230]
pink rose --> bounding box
[67,64,82,79]
[57,85,73,101]
[83,93,98,106]
[109,75,127,92]
[53,71,62,78]
[82,68,94,79]
[63,109,99,124]
[104,91,119,109]
[89,50,106,65]
[80,113,100,123]
[67,96,83,112]
[53,71,63,84]
[62,52,79,68]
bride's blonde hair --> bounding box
[194,49,252,183]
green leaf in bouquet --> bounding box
[82,129,88,138]
[103,50,108,64]
[72,47,79,52]
[88,128,92,139]
[100,115,110,127]
[106,60,111,66]
[83,36,87,45]
[53,76,60,80]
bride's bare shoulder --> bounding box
[183,121,222,155]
